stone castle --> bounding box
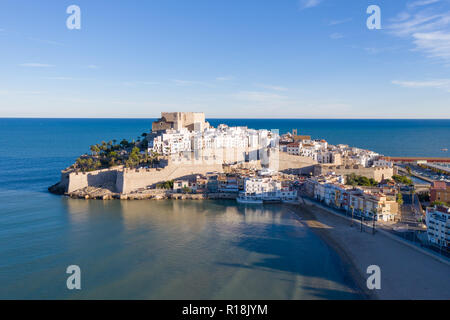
[151,112,210,132]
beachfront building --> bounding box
[306,175,399,222]
[430,181,450,204]
[238,177,297,203]
[218,174,239,192]
[173,180,190,192]
[172,179,200,193]
[425,205,450,249]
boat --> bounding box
[236,196,263,204]
[262,199,282,204]
[441,148,448,152]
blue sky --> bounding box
[0,0,449,118]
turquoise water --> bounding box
[1,118,449,299]
[0,199,361,299]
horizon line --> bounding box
[1,117,450,120]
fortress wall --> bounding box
[65,160,223,194]
[118,162,224,194]
[314,165,394,182]
[67,169,118,193]
[67,172,88,193]
[59,171,71,191]
[278,152,317,174]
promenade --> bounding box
[289,201,450,299]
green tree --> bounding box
[397,193,404,205]
[140,139,149,150]
[431,200,450,207]
[182,186,191,194]
[156,180,174,189]
[346,174,378,187]
[392,175,413,185]
[405,166,412,176]
[120,139,129,149]
[90,145,100,156]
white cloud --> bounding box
[329,32,344,39]
[298,0,322,10]
[389,12,449,36]
[408,0,441,9]
[388,1,450,63]
[392,79,450,91]
[412,31,450,60]
[19,63,54,68]
[255,84,288,91]
[87,65,99,69]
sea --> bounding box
[0,118,449,299]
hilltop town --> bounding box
[49,112,450,253]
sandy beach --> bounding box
[288,202,450,300]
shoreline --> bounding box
[284,204,374,300]
[287,202,450,299]
[49,183,238,200]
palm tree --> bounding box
[144,149,149,164]
[90,145,100,156]
[406,166,412,176]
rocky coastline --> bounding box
[49,183,237,201]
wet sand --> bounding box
[287,202,450,300]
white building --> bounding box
[150,128,193,155]
[316,151,334,164]
[286,142,301,155]
[238,177,297,202]
[373,158,393,168]
[149,124,279,164]
[426,205,450,249]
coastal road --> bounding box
[400,193,424,225]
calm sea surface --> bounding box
[0,118,449,299]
